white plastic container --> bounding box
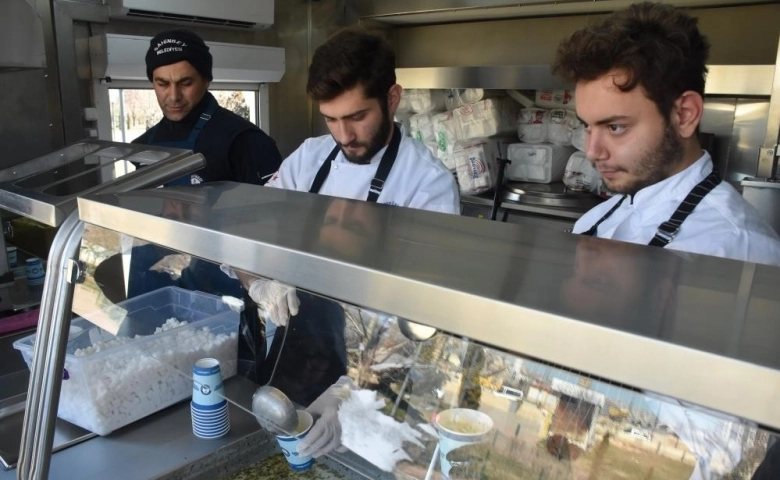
[506,143,576,183]
[14,287,240,435]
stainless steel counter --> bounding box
[0,377,268,480]
[75,182,780,431]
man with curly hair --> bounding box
[553,2,780,266]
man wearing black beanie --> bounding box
[134,28,282,186]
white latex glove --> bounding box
[219,263,238,280]
[648,393,748,480]
[297,376,353,458]
[248,278,300,327]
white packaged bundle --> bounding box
[422,140,439,159]
[445,88,494,110]
[517,108,548,144]
[409,111,440,143]
[506,143,576,183]
[453,98,517,140]
[433,111,461,162]
[571,123,587,152]
[535,89,576,110]
[453,138,499,195]
[403,89,447,113]
[394,111,414,137]
[546,109,581,146]
[563,151,601,193]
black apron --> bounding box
[581,171,721,247]
[147,96,219,186]
[308,125,402,202]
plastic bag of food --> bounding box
[563,151,601,193]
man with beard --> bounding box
[552,2,780,266]
[265,27,460,212]
[553,6,780,479]
[228,27,459,461]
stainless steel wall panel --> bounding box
[396,65,568,90]
[729,99,770,184]
[0,70,55,168]
[700,97,737,182]
[269,0,361,157]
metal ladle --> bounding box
[390,318,438,416]
[251,385,298,436]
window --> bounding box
[108,87,260,143]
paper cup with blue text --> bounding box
[25,257,45,286]
[275,410,314,471]
[192,358,225,407]
[6,246,17,268]
[434,408,494,480]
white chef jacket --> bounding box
[572,152,780,266]
[266,132,460,214]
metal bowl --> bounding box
[251,385,297,435]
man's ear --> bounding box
[672,91,703,139]
[387,84,402,116]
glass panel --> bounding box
[109,88,260,144]
[72,221,775,479]
[212,90,257,125]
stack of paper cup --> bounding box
[191,358,230,439]
[275,410,314,472]
[434,408,494,480]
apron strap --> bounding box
[580,196,627,237]
[367,126,402,203]
[185,96,219,145]
[648,170,721,247]
[309,124,402,203]
[309,145,341,194]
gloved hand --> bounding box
[298,376,353,458]
[247,278,300,327]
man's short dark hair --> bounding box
[552,2,710,119]
[307,27,396,104]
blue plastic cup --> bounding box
[192,358,224,407]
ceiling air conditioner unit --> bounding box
[109,0,273,29]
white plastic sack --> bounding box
[535,89,576,110]
[453,98,516,141]
[445,88,493,110]
[563,151,601,193]
[571,123,587,152]
[433,111,460,162]
[546,109,581,146]
[402,89,447,113]
[453,139,499,195]
[517,108,548,144]
[394,111,414,137]
[409,111,439,143]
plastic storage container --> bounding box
[506,143,576,183]
[14,286,239,435]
